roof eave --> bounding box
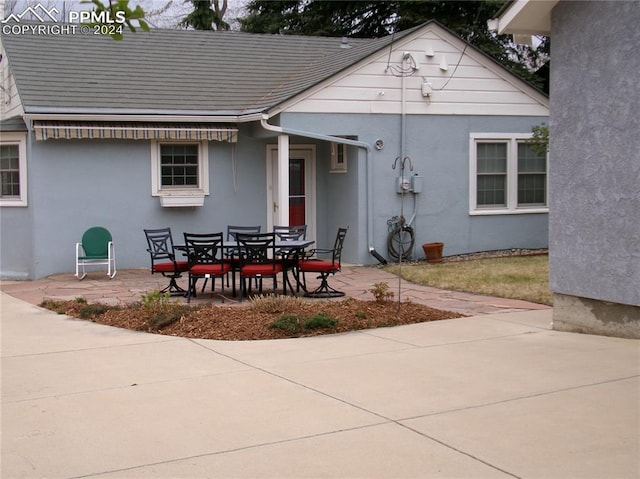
[0,115,28,132]
[22,107,267,123]
[489,0,558,36]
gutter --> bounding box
[23,110,266,123]
[260,115,386,264]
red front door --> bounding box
[289,158,305,226]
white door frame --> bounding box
[266,144,316,241]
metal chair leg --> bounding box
[303,272,345,298]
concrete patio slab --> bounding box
[404,377,640,479]
[2,265,637,479]
[96,422,513,478]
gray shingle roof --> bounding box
[1,26,409,116]
[0,115,27,131]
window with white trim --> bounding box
[330,142,347,173]
[0,133,27,207]
[150,140,209,207]
[470,133,548,214]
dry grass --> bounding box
[386,254,552,305]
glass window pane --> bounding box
[518,143,546,172]
[0,145,18,159]
[184,166,198,185]
[0,145,20,197]
[477,142,507,207]
[337,144,345,164]
[289,159,304,195]
[1,157,19,169]
[518,173,546,205]
[159,144,199,187]
[477,143,507,173]
[517,143,546,206]
[477,174,506,207]
[1,171,20,196]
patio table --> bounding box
[176,239,314,298]
[230,239,314,297]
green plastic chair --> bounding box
[75,226,116,280]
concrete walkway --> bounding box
[1,268,638,478]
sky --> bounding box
[136,0,249,29]
[1,0,250,29]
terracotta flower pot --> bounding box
[422,242,444,263]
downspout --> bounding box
[401,53,408,159]
[261,115,386,264]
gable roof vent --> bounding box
[340,37,351,49]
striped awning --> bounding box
[33,121,238,142]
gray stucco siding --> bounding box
[282,112,549,265]
[0,203,33,279]
[5,131,271,279]
[321,140,362,264]
[1,111,548,279]
[30,138,166,278]
[0,129,35,279]
[550,1,640,307]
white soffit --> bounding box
[494,0,558,36]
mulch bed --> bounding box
[40,297,466,341]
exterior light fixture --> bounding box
[439,55,448,71]
[425,44,435,57]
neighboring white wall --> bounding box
[0,43,24,119]
[281,24,548,117]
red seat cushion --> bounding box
[241,264,283,276]
[153,261,189,273]
[299,260,339,273]
[190,264,232,275]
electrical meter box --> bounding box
[411,175,423,193]
[397,175,423,193]
[397,176,411,193]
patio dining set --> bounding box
[142,225,348,302]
